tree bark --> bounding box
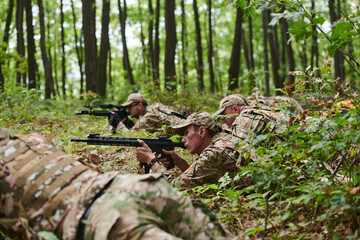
[82,0,98,93]
[148,0,155,84]
[329,0,345,82]
[154,0,160,81]
[207,0,215,93]
[280,4,295,85]
[25,0,38,89]
[97,0,110,98]
[193,0,204,91]
[60,0,66,97]
[16,0,26,86]
[247,2,255,92]
[0,0,14,92]
[262,9,270,96]
[267,10,283,94]
[70,0,85,98]
[38,0,53,98]
[164,0,177,91]
[228,6,243,91]
[118,0,135,85]
[181,0,188,87]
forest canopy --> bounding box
[0,0,359,99]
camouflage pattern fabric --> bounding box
[118,103,182,134]
[230,106,288,140]
[83,174,232,240]
[154,132,255,188]
[0,128,231,239]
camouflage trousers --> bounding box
[80,174,231,240]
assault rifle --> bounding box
[71,133,186,173]
[76,105,134,134]
[158,108,187,119]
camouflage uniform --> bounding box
[245,88,303,114]
[0,128,232,239]
[214,94,288,141]
[118,93,181,134]
[154,112,255,188]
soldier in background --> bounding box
[136,112,257,188]
[213,94,288,141]
[115,93,181,134]
[0,128,232,240]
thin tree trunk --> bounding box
[228,6,243,91]
[267,10,283,94]
[181,0,188,88]
[38,0,53,98]
[262,9,270,96]
[148,0,155,83]
[25,0,38,89]
[0,0,14,92]
[193,0,204,91]
[138,1,146,76]
[329,0,345,82]
[164,0,177,91]
[280,4,295,85]
[60,0,66,97]
[70,0,85,99]
[46,2,56,97]
[310,0,319,71]
[82,0,98,93]
[16,0,26,86]
[118,0,135,85]
[96,0,110,98]
[154,0,160,81]
[207,0,215,93]
[247,3,255,92]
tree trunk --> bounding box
[82,0,98,93]
[207,0,215,93]
[148,0,155,84]
[25,0,38,89]
[164,0,177,91]
[228,6,243,91]
[46,2,55,97]
[247,3,255,92]
[60,0,66,97]
[138,1,146,76]
[280,4,295,85]
[154,0,160,81]
[310,0,319,71]
[0,0,14,92]
[329,0,345,82]
[118,0,135,85]
[267,10,283,94]
[70,0,85,99]
[181,0,188,87]
[193,0,204,91]
[38,0,53,98]
[96,0,110,98]
[262,9,270,96]
[16,0,26,86]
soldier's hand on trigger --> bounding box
[136,139,155,164]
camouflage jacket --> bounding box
[246,95,303,114]
[118,103,182,134]
[0,128,117,239]
[155,132,256,188]
[231,106,288,140]
[0,128,232,240]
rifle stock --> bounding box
[71,133,185,173]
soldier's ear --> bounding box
[199,126,206,138]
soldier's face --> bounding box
[182,125,204,154]
[127,103,143,118]
[222,106,239,127]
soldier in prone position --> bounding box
[136,112,258,188]
[0,128,232,240]
[115,93,182,134]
